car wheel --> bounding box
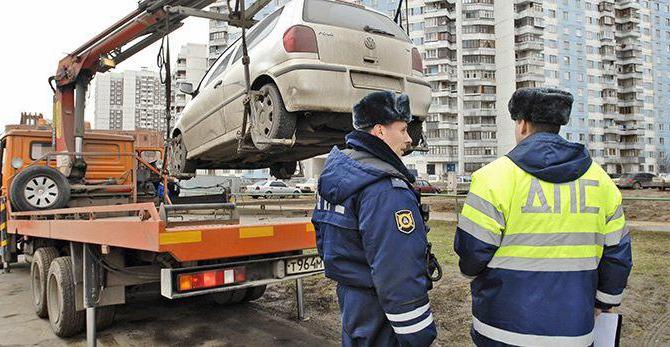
[270,162,297,180]
[404,118,425,156]
[633,182,642,190]
[168,134,195,176]
[293,190,300,199]
[265,191,273,199]
[251,83,297,151]
[11,166,71,211]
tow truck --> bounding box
[0,0,327,345]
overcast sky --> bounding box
[0,1,210,130]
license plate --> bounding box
[285,256,324,275]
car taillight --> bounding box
[255,186,260,190]
[283,25,319,54]
[411,47,422,72]
[177,266,246,292]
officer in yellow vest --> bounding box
[454,87,633,346]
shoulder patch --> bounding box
[395,210,415,234]
[391,178,408,189]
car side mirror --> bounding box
[179,82,195,95]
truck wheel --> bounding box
[96,305,116,331]
[10,166,71,211]
[270,162,297,180]
[32,247,59,318]
[47,257,85,337]
[242,285,266,302]
[229,289,247,304]
[168,134,196,177]
[210,290,233,305]
[251,83,296,151]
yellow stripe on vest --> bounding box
[159,231,202,245]
[496,245,603,259]
[239,226,274,239]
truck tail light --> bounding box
[412,47,423,72]
[177,266,246,292]
[283,25,319,54]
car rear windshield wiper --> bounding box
[363,25,395,37]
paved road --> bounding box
[0,261,338,347]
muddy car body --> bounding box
[170,0,431,178]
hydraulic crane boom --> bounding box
[49,0,227,179]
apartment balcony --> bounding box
[620,127,645,136]
[431,89,458,97]
[425,73,458,82]
[602,96,618,105]
[516,57,544,68]
[613,113,645,122]
[619,142,645,150]
[618,99,643,108]
[515,0,543,6]
[462,108,497,117]
[615,14,640,24]
[615,29,641,39]
[515,7,544,20]
[461,47,496,56]
[463,123,497,132]
[617,84,643,94]
[429,104,458,113]
[515,41,544,51]
[515,25,544,36]
[462,78,496,86]
[516,72,544,83]
[614,1,641,10]
[209,38,228,47]
[424,8,455,20]
[463,93,497,102]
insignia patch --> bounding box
[395,210,415,234]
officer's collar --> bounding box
[345,130,416,183]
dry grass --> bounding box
[257,221,670,346]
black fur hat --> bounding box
[508,87,574,126]
[353,91,412,130]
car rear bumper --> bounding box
[270,60,431,117]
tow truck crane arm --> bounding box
[49,0,268,177]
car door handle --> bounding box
[213,80,223,89]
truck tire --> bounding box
[47,257,85,337]
[210,290,233,305]
[251,83,296,151]
[168,133,196,177]
[242,285,267,302]
[32,247,59,318]
[96,305,116,331]
[270,161,297,180]
[10,166,71,211]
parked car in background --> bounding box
[245,180,301,198]
[616,173,663,189]
[169,0,431,179]
[412,179,441,194]
[608,173,622,185]
[296,178,318,193]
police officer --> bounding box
[313,91,437,347]
[454,87,633,346]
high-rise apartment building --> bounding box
[405,0,670,177]
[94,68,169,132]
[173,43,208,119]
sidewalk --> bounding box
[430,212,670,232]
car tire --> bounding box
[251,83,297,151]
[11,166,71,211]
[270,162,297,180]
[241,285,267,302]
[265,191,273,199]
[633,182,642,190]
[47,257,85,337]
[293,190,300,199]
[168,133,196,176]
[32,247,59,318]
[404,118,425,156]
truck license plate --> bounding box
[286,256,324,275]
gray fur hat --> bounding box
[353,91,412,130]
[508,87,574,126]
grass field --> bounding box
[259,221,670,346]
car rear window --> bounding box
[303,0,410,42]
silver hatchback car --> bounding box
[170,0,431,178]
